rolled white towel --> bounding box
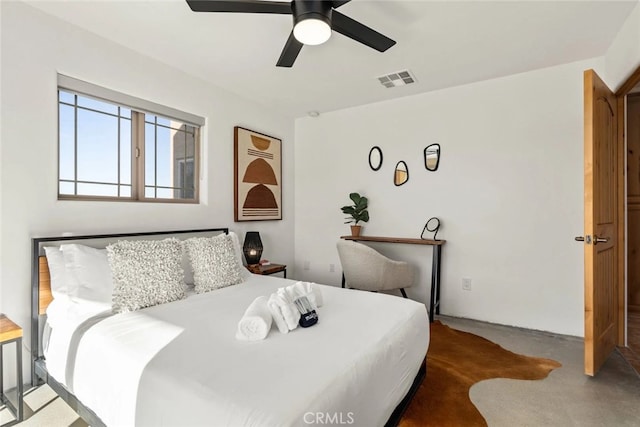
[276,288,300,331]
[267,293,290,334]
[236,296,272,341]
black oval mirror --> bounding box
[424,143,440,171]
[368,146,383,171]
[394,161,409,186]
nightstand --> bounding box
[247,263,287,278]
[0,314,23,426]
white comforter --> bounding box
[45,275,429,427]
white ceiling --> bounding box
[26,0,638,118]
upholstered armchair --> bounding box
[336,240,414,298]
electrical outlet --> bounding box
[303,261,310,271]
[329,263,335,272]
[462,277,472,291]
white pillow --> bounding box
[228,231,251,280]
[107,238,186,313]
[45,294,112,330]
[60,244,114,304]
[43,246,70,299]
[184,234,244,293]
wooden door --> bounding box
[583,69,618,376]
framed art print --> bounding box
[234,126,282,221]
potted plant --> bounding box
[341,192,369,237]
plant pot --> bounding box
[350,225,362,237]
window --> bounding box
[57,75,203,202]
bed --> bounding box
[31,228,429,427]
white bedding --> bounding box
[44,274,429,427]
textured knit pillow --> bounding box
[184,234,243,293]
[107,238,186,313]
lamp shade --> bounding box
[243,232,263,265]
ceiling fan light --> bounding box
[293,18,331,45]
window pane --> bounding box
[156,116,171,127]
[59,104,75,181]
[120,118,131,184]
[145,186,155,198]
[145,123,156,186]
[119,107,131,119]
[156,188,172,199]
[58,90,75,104]
[77,95,118,115]
[180,159,195,199]
[77,183,118,197]
[120,185,131,197]
[77,109,118,183]
[143,114,196,200]
[155,125,171,187]
[59,181,75,195]
[185,130,195,159]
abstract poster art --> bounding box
[234,126,282,221]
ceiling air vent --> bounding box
[377,70,416,88]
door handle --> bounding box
[593,235,609,245]
[575,235,592,244]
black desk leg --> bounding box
[435,246,442,316]
[429,245,442,323]
[341,273,345,288]
[429,256,436,323]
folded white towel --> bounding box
[276,288,300,331]
[236,296,272,341]
[267,293,290,334]
[285,281,324,309]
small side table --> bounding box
[247,263,287,278]
[0,314,23,426]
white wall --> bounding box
[294,57,605,337]
[0,2,294,384]
[605,2,640,91]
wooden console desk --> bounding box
[340,235,445,323]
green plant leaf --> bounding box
[341,206,355,215]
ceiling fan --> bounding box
[186,0,396,67]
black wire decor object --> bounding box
[421,217,440,241]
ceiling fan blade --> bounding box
[332,10,396,52]
[186,0,292,14]
[332,0,351,8]
[276,31,303,67]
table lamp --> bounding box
[243,231,263,265]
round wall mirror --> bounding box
[368,146,383,171]
[394,161,409,186]
[424,143,441,171]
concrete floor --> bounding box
[440,316,640,427]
